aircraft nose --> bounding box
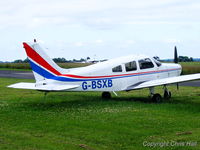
[174,63,182,75]
[172,63,182,70]
[177,63,182,69]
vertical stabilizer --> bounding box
[23,42,63,82]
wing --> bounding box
[125,73,200,91]
[8,82,79,91]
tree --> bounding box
[80,58,85,62]
[53,57,67,63]
[178,56,193,62]
[13,59,23,63]
[23,58,29,63]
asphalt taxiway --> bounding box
[0,70,34,79]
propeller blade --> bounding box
[174,46,178,63]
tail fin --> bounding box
[23,42,64,82]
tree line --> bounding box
[157,56,194,62]
[13,57,91,63]
[178,56,193,62]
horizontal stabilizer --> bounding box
[8,82,79,91]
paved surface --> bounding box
[1,70,200,87]
[0,70,34,79]
[179,80,200,87]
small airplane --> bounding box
[8,40,200,102]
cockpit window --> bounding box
[153,59,162,67]
[112,65,122,72]
[125,61,137,72]
[139,58,154,69]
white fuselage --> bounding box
[42,55,182,92]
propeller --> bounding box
[174,46,179,90]
[174,46,178,63]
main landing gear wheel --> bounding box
[151,93,162,103]
[149,87,163,103]
[164,91,171,99]
[102,92,111,99]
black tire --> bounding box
[164,91,171,99]
[152,93,162,103]
[102,92,111,99]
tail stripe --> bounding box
[23,43,61,76]
[29,60,90,81]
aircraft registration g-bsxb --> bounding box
[8,40,200,102]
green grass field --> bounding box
[0,78,200,150]
[180,62,200,75]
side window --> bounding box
[112,65,122,72]
[125,61,137,72]
[139,58,154,69]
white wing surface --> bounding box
[8,82,79,91]
[125,73,200,90]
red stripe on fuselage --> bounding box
[60,68,180,79]
[23,42,61,75]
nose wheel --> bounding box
[163,85,171,100]
[164,90,171,99]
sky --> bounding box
[0,0,200,61]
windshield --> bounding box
[153,58,162,67]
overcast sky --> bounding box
[0,0,200,61]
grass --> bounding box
[0,78,200,149]
[180,62,200,75]
[0,63,30,70]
